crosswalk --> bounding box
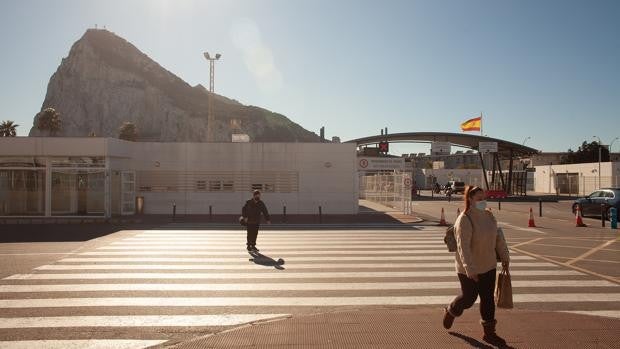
[1,227,619,349]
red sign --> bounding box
[379,141,389,153]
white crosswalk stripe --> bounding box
[1,228,619,348]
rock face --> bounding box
[29,29,320,142]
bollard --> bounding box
[448,193,451,203]
[601,204,606,227]
[172,202,176,221]
[611,207,617,229]
[539,199,543,217]
[498,198,502,211]
[319,206,323,224]
[283,206,287,223]
[209,205,212,222]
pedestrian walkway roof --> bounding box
[348,132,539,157]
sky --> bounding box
[1,0,619,154]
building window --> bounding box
[222,180,234,191]
[0,169,46,216]
[196,180,207,191]
[209,180,222,191]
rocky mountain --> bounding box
[29,29,320,142]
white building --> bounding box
[0,138,358,217]
[533,162,620,195]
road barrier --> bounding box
[439,208,448,226]
[528,208,536,227]
[539,199,543,217]
[575,206,587,227]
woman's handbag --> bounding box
[495,267,513,309]
[444,213,472,252]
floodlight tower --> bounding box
[203,52,221,142]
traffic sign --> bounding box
[379,141,389,153]
[479,142,498,154]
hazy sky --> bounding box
[1,0,619,154]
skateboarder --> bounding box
[241,190,271,252]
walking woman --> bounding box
[443,186,510,346]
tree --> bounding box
[561,141,610,164]
[118,122,138,141]
[36,108,62,135]
[0,120,19,137]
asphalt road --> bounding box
[410,194,620,281]
[0,220,618,348]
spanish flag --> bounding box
[460,116,482,132]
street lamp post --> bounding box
[203,52,221,142]
[593,136,602,189]
[522,136,531,146]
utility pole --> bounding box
[593,136,602,189]
[203,52,221,142]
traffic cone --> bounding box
[575,206,587,227]
[439,208,448,226]
[528,208,536,227]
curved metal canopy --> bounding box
[347,132,539,157]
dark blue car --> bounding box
[572,188,620,220]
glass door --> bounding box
[121,171,135,215]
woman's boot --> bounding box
[443,307,455,329]
[481,320,506,346]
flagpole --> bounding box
[480,112,483,136]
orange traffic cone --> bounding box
[575,206,587,227]
[528,207,536,227]
[439,208,448,226]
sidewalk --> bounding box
[170,307,619,348]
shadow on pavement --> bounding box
[449,332,517,349]
[249,251,285,270]
[0,224,132,243]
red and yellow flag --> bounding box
[460,116,482,132]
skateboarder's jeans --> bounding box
[247,224,259,246]
[448,268,496,322]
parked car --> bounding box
[572,188,620,220]
[445,181,465,194]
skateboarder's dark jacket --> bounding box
[242,199,270,225]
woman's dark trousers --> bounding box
[448,268,496,322]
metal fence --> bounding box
[359,172,412,211]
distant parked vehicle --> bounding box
[445,181,465,194]
[572,188,620,220]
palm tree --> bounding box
[36,108,62,136]
[0,120,19,137]
[118,122,138,141]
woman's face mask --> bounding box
[475,200,487,211]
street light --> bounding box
[203,51,222,142]
[522,136,531,146]
[593,136,602,189]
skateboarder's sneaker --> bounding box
[246,245,253,251]
[251,245,260,252]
